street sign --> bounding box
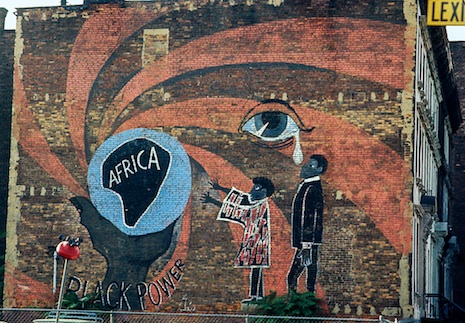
[427,0,465,26]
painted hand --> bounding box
[209,178,221,190]
[70,196,176,310]
[200,192,214,204]
[298,248,312,266]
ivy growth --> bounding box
[251,291,321,320]
[60,291,106,310]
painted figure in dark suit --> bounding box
[287,154,328,293]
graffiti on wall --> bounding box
[9,1,412,313]
[66,259,185,310]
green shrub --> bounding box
[60,291,105,310]
[251,291,321,319]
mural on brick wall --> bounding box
[7,0,412,315]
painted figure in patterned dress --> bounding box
[201,177,275,302]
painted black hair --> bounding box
[310,154,328,174]
[253,177,275,197]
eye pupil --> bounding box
[260,111,284,130]
[255,111,288,137]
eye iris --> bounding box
[255,111,287,137]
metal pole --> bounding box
[55,258,69,323]
[53,251,58,294]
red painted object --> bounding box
[56,241,80,260]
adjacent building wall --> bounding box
[0,7,14,307]
[450,41,465,309]
[5,0,417,318]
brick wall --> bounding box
[5,0,415,318]
[0,23,14,306]
[450,41,465,308]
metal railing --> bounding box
[425,293,465,322]
[34,310,103,322]
[0,308,394,323]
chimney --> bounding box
[0,8,7,33]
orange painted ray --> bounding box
[98,17,405,141]
[292,104,412,255]
[66,6,162,172]
[113,97,253,137]
[4,264,55,308]
[114,98,411,253]
[13,67,87,197]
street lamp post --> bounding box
[54,235,81,323]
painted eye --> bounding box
[241,111,300,142]
[238,99,314,165]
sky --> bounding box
[2,0,465,40]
